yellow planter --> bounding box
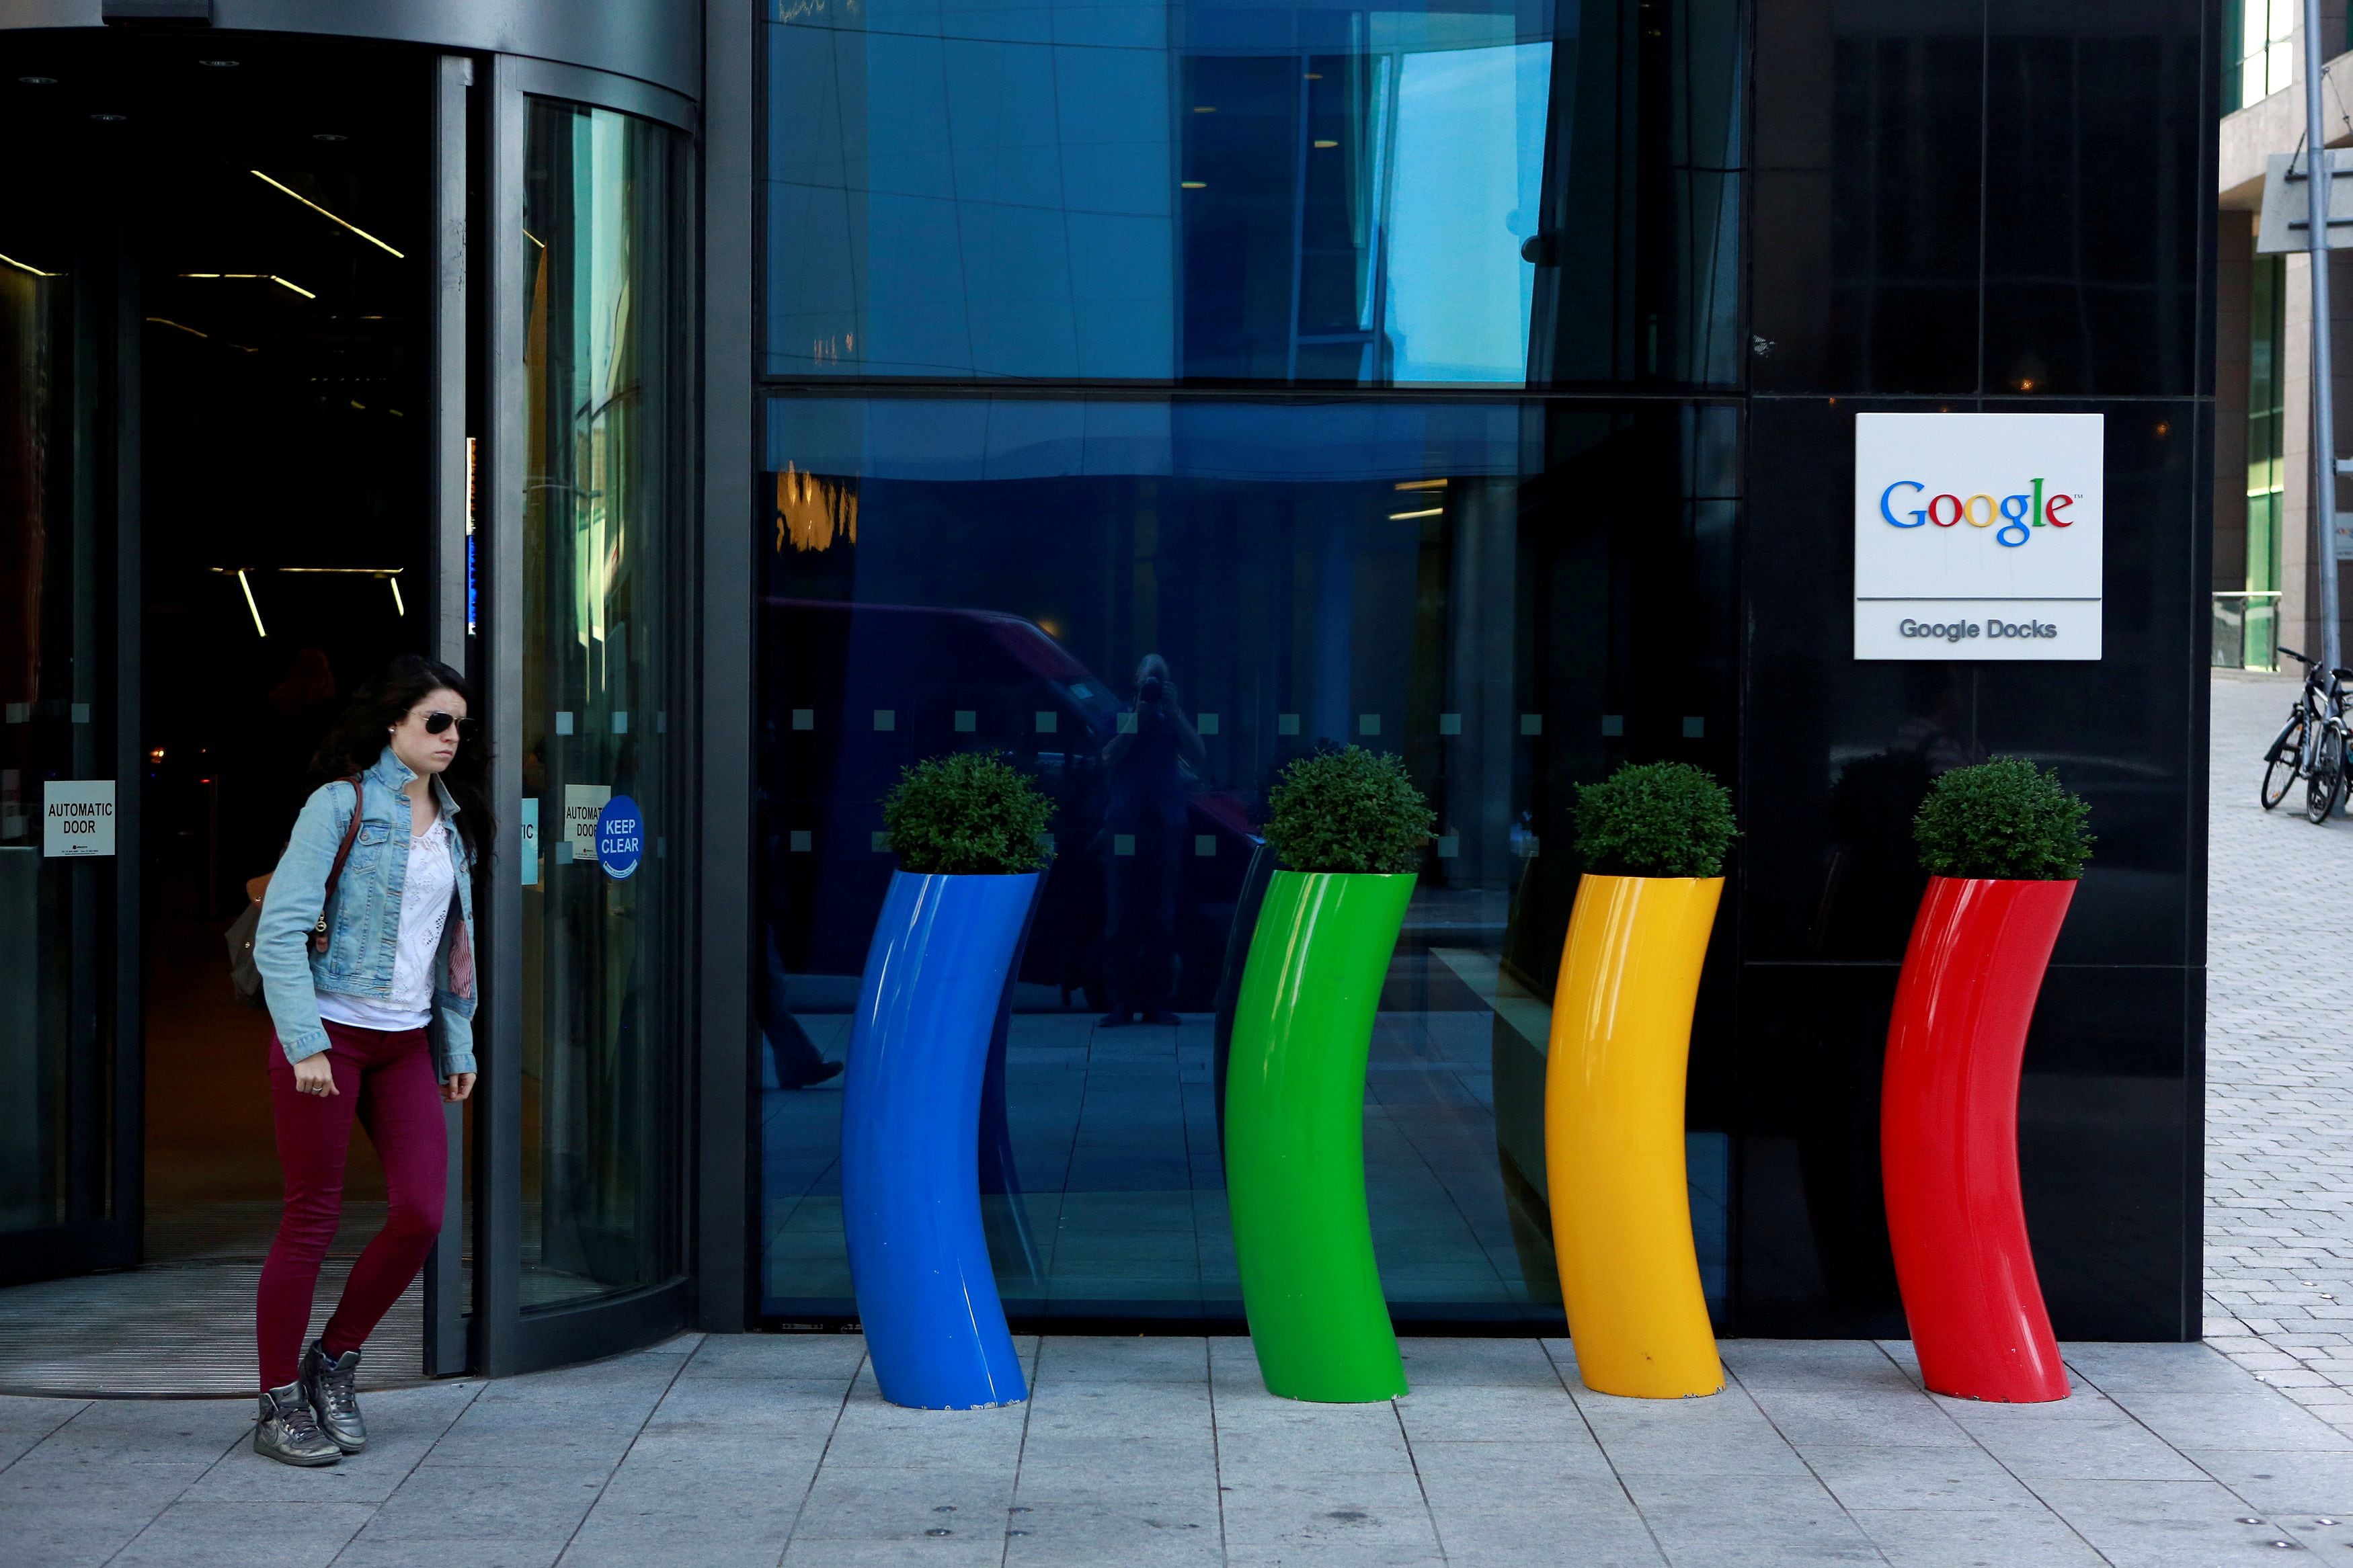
[1545,873,1724,1399]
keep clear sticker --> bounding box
[44,780,114,857]
[595,795,644,880]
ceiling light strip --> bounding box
[182,272,315,300]
[236,570,268,638]
[251,170,405,259]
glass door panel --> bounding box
[0,112,129,1282]
[516,97,688,1309]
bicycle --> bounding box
[2264,647,2353,821]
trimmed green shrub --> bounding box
[1263,747,1435,875]
[1573,761,1739,878]
[881,752,1055,875]
[1912,757,2093,880]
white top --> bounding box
[317,814,455,1034]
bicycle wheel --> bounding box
[2307,727,2344,824]
[2264,711,2308,810]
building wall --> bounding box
[1738,1,2212,1341]
[2219,10,2353,667]
[750,0,2217,1339]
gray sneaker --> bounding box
[255,1380,342,1467]
[301,1340,367,1454]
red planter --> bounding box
[1881,876,2074,1403]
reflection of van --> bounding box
[759,598,1257,1009]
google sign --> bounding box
[1853,413,2104,661]
[1876,480,2078,547]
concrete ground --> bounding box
[5,1332,2353,1567]
[9,670,2353,1568]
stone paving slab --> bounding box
[5,1332,2353,1567]
[2206,672,2353,1431]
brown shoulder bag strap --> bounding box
[309,775,366,952]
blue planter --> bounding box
[840,870,1040,1409]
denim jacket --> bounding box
[254,745,478,1079]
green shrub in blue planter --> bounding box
[881,752,1055,874]
[846,749,1054,1409]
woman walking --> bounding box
[249,655,488,1466]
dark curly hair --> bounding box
[311,655,495,866]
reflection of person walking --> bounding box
[760,925,842,1088]
[1101,655,1202,1026]
[248,656,489,1467]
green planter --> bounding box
[1224,868,1414,1402]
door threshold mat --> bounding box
[0,1260,428,1398]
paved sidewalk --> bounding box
[2204,671,2353,1428]
[10,1331,2353,1567]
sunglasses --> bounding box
[417,710,477,739]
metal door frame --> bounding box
[419,48,473,1375]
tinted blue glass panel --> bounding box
[755,395,1740,1325]
[762,0,1741,384]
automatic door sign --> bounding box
[562,784,610,865]
[1853,413,2104,661]
[44,780,115,857]
[595,795,644,880]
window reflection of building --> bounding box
[775,462,856,554]
[752,397,1739,1327]
[763,0,1741,386]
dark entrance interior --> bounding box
[0,33,437,1388]
[134,40,432,1264]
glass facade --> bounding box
[758,0,1750,1326]
[2221,0,2295,113]
[2243,251,2286,671]
[762,0,1741,384]
[519,99,692,1308]
[748,0,2215,1345]
[754,397,1737,1323]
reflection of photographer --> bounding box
[1099,655,1203,1026]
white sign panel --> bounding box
[44,780,115,857]
[1854,413,2104,660]
[562,784,610,864]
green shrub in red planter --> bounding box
[1884,757,2093,1403]
[1912,758,2093,881]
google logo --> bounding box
[1878,479,2078,548]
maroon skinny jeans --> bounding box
[257,1020,446,1390]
